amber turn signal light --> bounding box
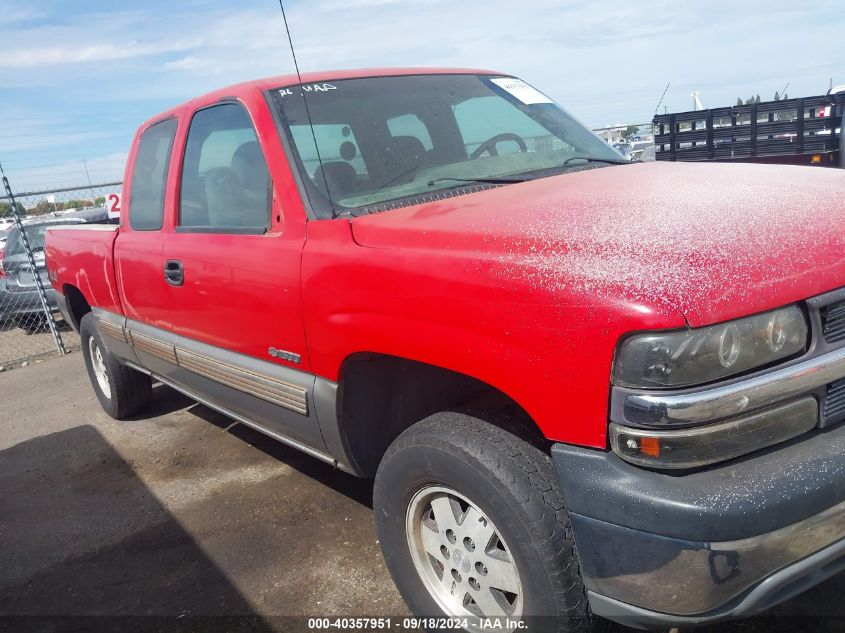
[610,397,818,469]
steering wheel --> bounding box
[470,133,527,159]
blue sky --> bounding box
[1,0,842,191]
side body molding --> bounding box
[91,308,357,473]
[174,347,308,415]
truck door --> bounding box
[161,101,322,451]
[115,117,181,378]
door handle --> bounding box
[164,259,184,286]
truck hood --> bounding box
[350,161,845,326]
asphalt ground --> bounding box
[1,353,843,633]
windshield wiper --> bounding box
[427,159,628,188]
[561,156,629,166]
[427,176,529,186]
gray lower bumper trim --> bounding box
[551,425,845,542]
[588,537,845,629]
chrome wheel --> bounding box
[88,337,111,399]
[406,485,523,623]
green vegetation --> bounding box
[621,125,639,138]
[0,201,26,218]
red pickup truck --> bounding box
[46,68,845,630]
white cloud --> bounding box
[1,0,842,190]
[317,0,444,11]
[5,0,841,117]
[0,42,187,69]
[1,6,46,23]
[0,130,121,153]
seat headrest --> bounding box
[314,161,357,197]
[389,135,426,161]
[232,141,263,167]
[231,141,268,193]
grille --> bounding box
[825,378,845,422]
[822,300,845,344]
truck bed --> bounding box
[45,224,123,316]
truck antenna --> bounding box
[277,0,336,217]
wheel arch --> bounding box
[332,352,550,477]
[62,284,92,332]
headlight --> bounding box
[613,305,808,389]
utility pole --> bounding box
[82,156,95,204]
[653,82,670,116]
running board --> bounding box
[123,361,350,473]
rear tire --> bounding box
[80,313,151,419]
[373,412,605,633]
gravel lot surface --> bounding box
[1,353,842,632]
[0,318,79,368]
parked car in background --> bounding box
[611,140,655,162]
[1,209,109,332]
[612,141,632,155]
[628,144,656,162]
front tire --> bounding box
[80,313,151,419]
[373,412,603,633]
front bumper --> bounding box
[552,423,845,628]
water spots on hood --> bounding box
[487,162,845,325]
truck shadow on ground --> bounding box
[187,401,375,509]
[122,383,196,421]
[0,423,275,633]
[5,383,840,633]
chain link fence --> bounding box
[0,182,121,370]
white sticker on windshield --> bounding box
[490,77,553,105]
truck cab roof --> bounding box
[141,67,503,129]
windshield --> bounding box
[271,74,624,217]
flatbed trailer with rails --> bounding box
[654,91,844,168]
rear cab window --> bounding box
[290,123,368,202]
[387,114,434,151]
[128,118,178,231]
[452,97,572,156]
